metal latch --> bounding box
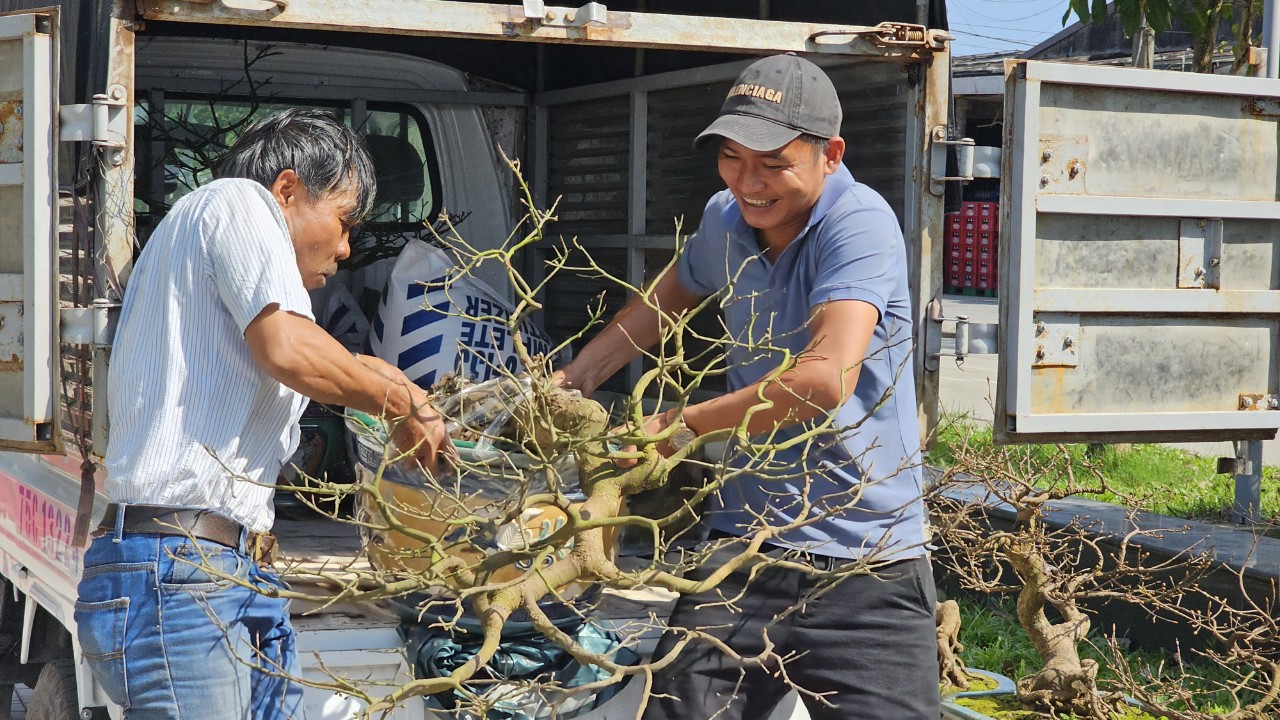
[520,1,607,26]
[59,86,129,167]
[810,22,944,51]
[924,297,998,372]
[59,299,119,347]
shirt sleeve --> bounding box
[200,181,316,334]
[807,205,903,320]
[676,196,726,297]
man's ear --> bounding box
[823,137,846,174]
[270,168,302,207]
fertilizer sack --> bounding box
[369,240,553,388]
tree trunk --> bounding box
[1005,540,1122,719]
[1193,1,1226,73]
[1132,16,1156,68]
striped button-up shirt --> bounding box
[105,179,314,532]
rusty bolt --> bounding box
[1040,175,1050,187]
[1063,335,1074,349]
[1035,321,1047,336]
[1068,161,1080,179]
[1041,149,1052,162]
[1243,397,1256,409]
[1194,267,1205,279]
[1210,257,1221,267]
[1269,396,1280,410]
[545,10,557,20]
[14,105,21,117]
[1035,346,1045,361]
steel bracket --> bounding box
[1177,218,1223,290]
[1237,393,1279,411]
[59,299,119,347]
[1031,316,1080,368]
[59,85,130,166]
[519,2,608,27]
[928,126,975,196]
[925,297,998,371]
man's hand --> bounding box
[612,410,677,469]
[391,394,453,477]
[356,355,454,475]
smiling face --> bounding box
[270,169,359,289]
[717,135,845,254]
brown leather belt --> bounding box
[95,504,278,565]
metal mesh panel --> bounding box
[541,246,632,393]
[645,82,723,237]
[828,62,910,222]
[545,96,631,236]
[57,190,94,456]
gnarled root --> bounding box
[936,599,971,690]
[1016,659,1125,720]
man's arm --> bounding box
[654,299,879,446]
[244,305,450,473]
[557,270,703,397]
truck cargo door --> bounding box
[996,61,1280,444]
[0,10,61,453]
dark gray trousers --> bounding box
[642,540,940,720]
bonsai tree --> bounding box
[928,429,1215,719]
[215,156,927,719]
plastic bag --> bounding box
[368,240,553,389]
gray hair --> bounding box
[215,108,378,223]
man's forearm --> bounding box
[682,356,854,438]
[246,309,424,418]
[564,297,660,394]
[562,271,701,396]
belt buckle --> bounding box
[250,532,278,565]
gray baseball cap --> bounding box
[695,53,842,152]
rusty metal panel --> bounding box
[135,1,946,59]
[997,61,1280,444]
[0,10,60,453]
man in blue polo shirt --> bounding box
[557,54,937,719]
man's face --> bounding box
[272,170,359,289]
[717,136,845,247]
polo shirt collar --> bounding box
[729,163,856,252]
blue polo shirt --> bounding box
[676,164,926,560]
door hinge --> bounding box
[929,127,973,196]
[925,297,998,371]
[60,299,119,347]
[59,85,129,166]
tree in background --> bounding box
[1063,0,1260,73]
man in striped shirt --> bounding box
[74,110,448,719]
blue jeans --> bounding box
[74,519,305,719]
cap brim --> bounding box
[693,114,802,152]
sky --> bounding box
[947,0,1079,57]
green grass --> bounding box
[949,594,1260,717]
[927,417,1280,525]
